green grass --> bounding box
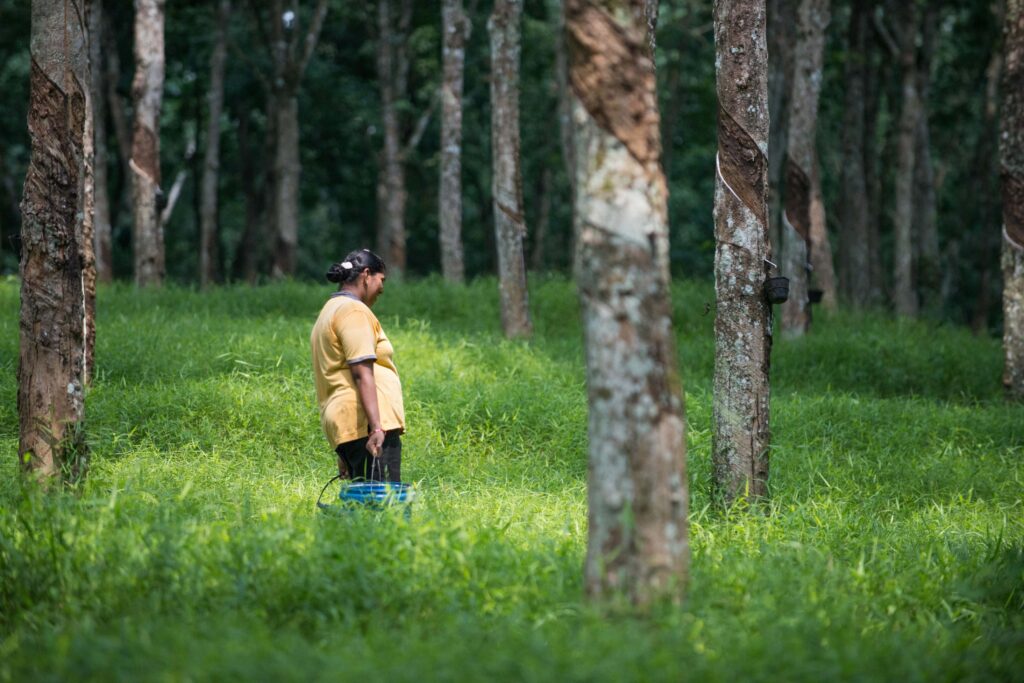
[1,275,1021,682]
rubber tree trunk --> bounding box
[90,0,112,284]
[376,0,411,273]
[552,0,576,263]
[913,4,939,312]
[809,156,836,311]
[767,0,796,255]
[530,166,552,271]
[712,0,773,503]
[254,95,278,282]
[913,110,938,309]
[199,0,230,288]
[838,0,870,307]
[440,0,468,283]
[233,112,264,283]
[80,0,97,385]
[568,0,689,606]
[1003,0,1024,399]
[969,9,1005,332]
[104,15,132,233]
[489,0,533,339]
[131,0,165,287]
[269,0,327,278]
[781,0,829,338]
[864,18,885,306]
[19,0,91,481]
[271,94,300,277]
[892,2,919,317]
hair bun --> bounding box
[325,263,346,283]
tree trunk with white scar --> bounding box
[712,0,773,502]
[781,0,829,337]
[568,0,688,605]
[131,0,165,287]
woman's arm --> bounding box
[349,360,385,456]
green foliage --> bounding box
[0,1,1009,327]
[0,3,29,275]
[1,279,1022,680]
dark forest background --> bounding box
[0,1,1005,328]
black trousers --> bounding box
[336,431,402,483]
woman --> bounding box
[311,249,405,482]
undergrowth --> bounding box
[0,276,1021,681]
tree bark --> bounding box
[531,165,552,271]
[1003,0,1024,399]
[19,0,91,480]
[200,0,230,288]
[864,17,885,305]
[131,0,165,287]
[892,2,919,317]
[256,95,278,282]
[552,0,577,260]
[838,0,870,307]
[809,156,836,311]
[376,0,412,273]
[264,0,328,278]
[781,0,829,337]
[440,0,468,283]
[490,0,532,338]
[271,94,300,277]
[232,111,263,283]
[90,0,112,284]
[81,0,96,385]
[713,0,773,503]
[568,0,688,606]
[767,0,796,256]
[970,6,1004,331]
[643,0,658,56]
[914,3,939,313]
[103,14,132,232]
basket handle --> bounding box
[316,474,343,510]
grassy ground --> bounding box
[1,276,1021,682]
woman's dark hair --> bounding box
[326,249,387,284]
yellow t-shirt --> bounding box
[310,293,405,447]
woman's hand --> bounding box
[366,429,385,457]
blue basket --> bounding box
[340,481,414,506]
[316,476,415,514]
